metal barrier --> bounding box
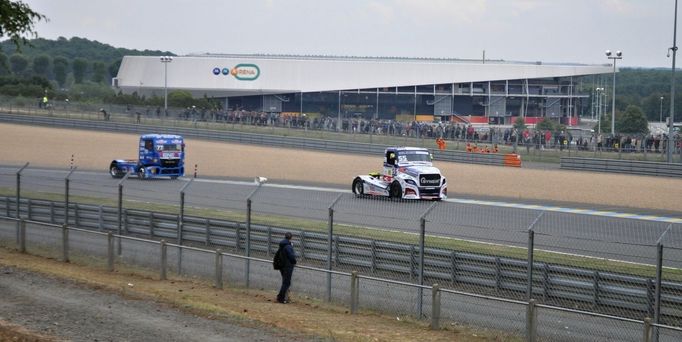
[4,216,682,341]
[560,157,682,178]
[3,196,682,325]
[0,112,515,167]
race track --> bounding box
[2,166,680,268]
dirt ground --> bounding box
[0,122,681,213]
[0,247,498,341]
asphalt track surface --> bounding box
[1,166,680,269]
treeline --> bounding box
[0,36,173,102]
[0,36,681,129]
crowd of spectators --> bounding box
[124,106,682,155]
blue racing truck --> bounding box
[109,134,185,179]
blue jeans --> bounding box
[277,267,294,301]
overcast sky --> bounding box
[22,0,681,68]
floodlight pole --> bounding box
[160,56,173,114]
[668,0,678,163]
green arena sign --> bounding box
[230,64,260,81]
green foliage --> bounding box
[0,52,9,75]
[66,82,115,101]
[0,0,46,50]
[108,59,121,78]
[91,61,106,83]
[616,105,649,134]
[52,56,68,88]
[8,52,26,74]
[168,90,195,108]
[512,116,526,130]
[0,75,50,96]
[535,118,555,131]
[72,57,87,84]
[31,53,49,77]
[593,112,611,134]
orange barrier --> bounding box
[503,153,522,167]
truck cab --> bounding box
[352,147,447,200]
[109,134,185,179]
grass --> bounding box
[0,244,521,341]
[2,186,680,282]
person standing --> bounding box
[277,232,297,303]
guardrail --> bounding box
[560,157,682,178]
[0,112,517,167]
[3,196,682,325]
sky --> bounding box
[21,0,682,68]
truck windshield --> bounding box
[399,151,430,163]
[160,144,182,152]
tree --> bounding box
[168,90,195,108]
[108,59,121,78]
[616,105,649,134]
[0,52,9,75]
[513,116,526,131]
[92,61,107,83]
[72,57,88,83]
[52,56,68,88]
[0,0,46,49]
[535,118,555,132]
[9,52,27,75]
[594,113,611,134]
[31,53,50,77]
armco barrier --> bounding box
[0,113,514,167]
[560,157,682,178]
[3,196,682,324]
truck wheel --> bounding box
[109,163,123,178]
[389,181,402,199]
[352,178,364,196]
[137,167,146,179]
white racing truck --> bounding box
[352,147,447,200]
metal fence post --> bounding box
[431,284,441,330]
[215,249,223,289]
[643,317,652,342]
[117,172,130,256]
[245,197,252,288]
[527,229,535,299]
[526,211,544,300]
[64,167,76,226]
[654,225,671,342]
[62,224,69,262]
[350,271,359,314]
[526,299,537,342]
[15,162,29,220]
[15,163,29,244]
[245,180,266,289]
[18,219,26,253]
[418,202,438,318]
[160,240,167,280]
[178,177,194,274]
[327,194,343,302]
[107,232,114,272]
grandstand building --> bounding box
[113,54,613,125]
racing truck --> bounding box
[352,147,447,200]
[109,134,185,179]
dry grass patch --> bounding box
[0,246,518,341]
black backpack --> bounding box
[273,247,285,270]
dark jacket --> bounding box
[279,239,297,268]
